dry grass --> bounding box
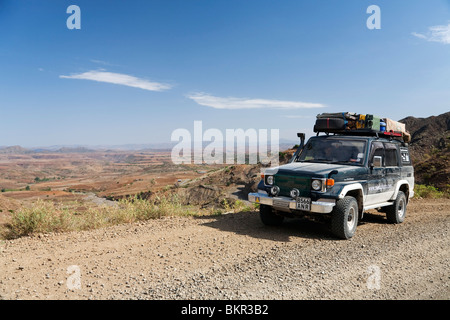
[1,195,200,239]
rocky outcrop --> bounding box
[400,112,450,191]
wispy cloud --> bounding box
[412,23,450,44]
[60,70,172,91]
[187,93,325,110]
[90,59,121,67]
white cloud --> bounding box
[412,23,450,44]
[90,59,122,67]
[187,93,325,110]
[411,32,427,40]
[60,70,172,91]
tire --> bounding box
[260,204,284,226]
[331,196,359,239]
[385,191,407,224]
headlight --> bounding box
[311,179,322,191]
[266,175,274,185]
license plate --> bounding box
[296,197,311,211]
[273,199,290,208]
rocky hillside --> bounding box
[400,112,450,158]
[400,112,450,191]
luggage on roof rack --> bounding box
[314,112,411,142]
[316,112,358,120]
[385,118,405,133]
[365,114,381,131]
[314,117,347,131]
[314,112,357,132]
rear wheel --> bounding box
[260,204,284,226]
[386,191,407,224]
[331,196,359,239]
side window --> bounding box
[384,143,399,167]
[370,141,385,166]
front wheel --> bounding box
[331,196,359,239]
[260,204,284,226]
[385,191,407,224]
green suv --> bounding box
[248,133,414,239]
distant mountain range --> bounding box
[0,145,29,154]
[0,144,173,154]
[0,140,298,154]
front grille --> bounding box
[274,175,310,198]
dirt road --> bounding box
[1,198,449,300]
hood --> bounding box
[265,162,362,178]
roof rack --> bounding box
[315,128,404,140]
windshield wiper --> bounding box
[300,159,331,163]
[329,160,359,165]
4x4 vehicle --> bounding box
[248,132,414,239]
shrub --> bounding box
[219,198,254,213]
[4,200,72,238]
[2,195,199,239]
[414,184,444,199]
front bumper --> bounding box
[248,192,335,214]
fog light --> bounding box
[270,186,280,196]
[311,179,322,191]
[290,188,300,198]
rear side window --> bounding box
[384,143,399,167]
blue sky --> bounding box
[0,0,449,147]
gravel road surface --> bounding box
[1,198,449,300]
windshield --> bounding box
[297,138,366,165]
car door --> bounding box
[366,141,391,205]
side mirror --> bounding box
[372,156,382,168]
